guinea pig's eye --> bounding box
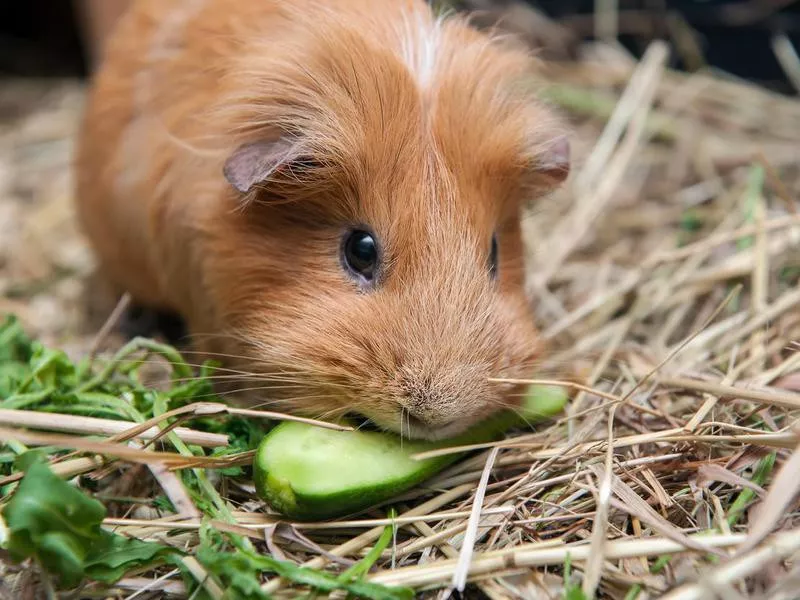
[342,229,379,283]
[489,233,498,279]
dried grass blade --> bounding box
[0,408,228,448]
[180,556,224,600]
[369,531,798,589]
[696,463,767,496]
[145,457,201,520]
[451,447,499,592]
[0,426,231,467]
[657,376,800,411]
[113,575,186,597]
[647,213,800,264]
[532,41,669,287]
[589,464,725,556]
[582,405,615,597]
[659,527,800,600]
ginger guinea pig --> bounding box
[74,0,570,440]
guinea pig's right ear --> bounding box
[223,138,304,194]
[534,134,570,186]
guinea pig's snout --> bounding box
[394,374,486,440]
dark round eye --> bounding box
[342,229,379,282]
[489,233,498,279]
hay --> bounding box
[0,17,798,600]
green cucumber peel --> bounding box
[253,384,568,521]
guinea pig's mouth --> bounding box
[346,413,384,433]
[347,411,474,442]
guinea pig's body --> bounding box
[75,0,569,440]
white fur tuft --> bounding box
[396,7,445,91]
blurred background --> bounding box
[2,1,800,92]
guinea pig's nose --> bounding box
[402,405,471,441]
[397,373,476,437]
[404,403,456,430]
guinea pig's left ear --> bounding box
[223,137,304,194]
[534,134,570,186]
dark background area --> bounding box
[0,1,89,78]
[1,0,799,95]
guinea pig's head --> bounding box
[207,5,569,440]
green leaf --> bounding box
[84,530,176,584]
[239,551,413,600]
[188,525,413,600]
[12,449,49,472]
[193,548,272,600]
[0,314,33,363]
[0,361,31,397]
[3,463,106,587]
[1,462,179,589]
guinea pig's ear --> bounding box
[533,134,570,186]
[223,137,304,194]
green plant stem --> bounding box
[76,338,193,394]
[727,452,776,527]
[338,509,397,585]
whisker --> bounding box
[120,359,354,389]
[96,357,264,378]
[506,406,535,431]
[163,385,330,403]
[400,407,405,448]
[173,348,281,363]
[244,393,345,410]
[313,407,349,424]
[206,384,343,398]
[170,373,318,386]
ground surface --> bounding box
[0,78,125,357]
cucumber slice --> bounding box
[253,384,567,520]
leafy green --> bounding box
[199,549,413,600]
[623,585,642,600]
[0,315,35,397]
[192,546,273,600]
[0,314,267,480]
[84,531,177,583]
[1,461,179,588]
[180,525,413,600]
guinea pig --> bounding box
[74,0,570,441]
